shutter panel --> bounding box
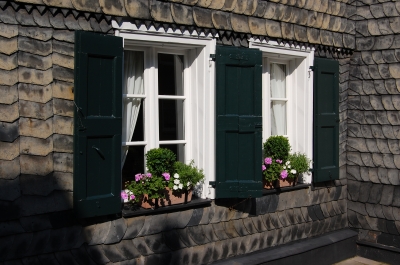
[215,46,263,198]
[313,57,340,183]
[74,31,123,218]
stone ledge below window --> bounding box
[122,197,212,218]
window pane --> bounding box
[159,99,184,140]
[271,100,286,135]
[122,145,145,187]
[270,63,286,98]
[124,50,144,94]
[158,53,184,96]
[160,144,185,163]
[130,101,144,141]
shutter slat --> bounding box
[313,58,340,183]
[74,31,123,218]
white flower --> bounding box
[174,173,179,179]
[291,169,297,174]
[187,181,191,187]
[285,161,290,165]
[174,179,180,184]
[173,185,178,190]
[283,166,286,170]
[179,183,183,189]
[287,165,291,169]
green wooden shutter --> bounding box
[313,57,340,183]
[73,31,123,218]
[215,46,263,198]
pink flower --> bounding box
[135,173,142,182]
[264,157,272,165]
[280,170,288,179]
[121,190,128,200]
[262,165,266,171]
[146,173,152,178]
[162,172,170,181]
[276,159,283,164]
[130,194,135,200]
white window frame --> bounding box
[250,40,314,183]
[113,21,216,199]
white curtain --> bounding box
[121,51,144,168]
[270,63,286,135]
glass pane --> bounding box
[159,99,184,141]
[271,100,286,135]
[158,53,184,96]
[122,145,145,187]
[160,144,185,163]
[130,101,144,141]
[124,50,144,94]
[270,63,286,98]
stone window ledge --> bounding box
[262,183,311,195]
[122,197,212,218]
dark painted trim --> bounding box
[211,229,358,265]
[122,197,212,218]
[357,240,400,264]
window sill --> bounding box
[122,196,212,218]
[262,183,311,195]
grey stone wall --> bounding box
[346,0,400,249]
[0,0,353,264]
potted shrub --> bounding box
[160,160,205,206]
[262,136,291,188]
[125,148,176,208]
[285,152,312,185]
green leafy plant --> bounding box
[170,160,205,191]
[285,152,311,179]
[262,158,284,182]
[263,136,291,162]
[125,173,166,202]
[145,148,176,176]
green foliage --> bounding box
[287,152,311,178]
[171,160,205,190]
[126,173,167,202]
[263,136,291,162]
[262,160,283,182]
[145,148,176,176]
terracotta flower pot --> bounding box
[138,194,157,209]
[275,177,297,188]
[159,188,193,207]
[263,179,275,189]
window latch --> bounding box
[209,54,216,61]
[308,66,315,78]
[209,181,216,188]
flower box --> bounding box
[159,188,193,207]
[275,177,297,188]
[263,179,275,189]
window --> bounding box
[116,28,216,197]
[250,40,314,183]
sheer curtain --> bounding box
[270,63,286,135]
[121,51,144,168]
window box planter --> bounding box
[275,177,298,188]
[138,188,193,209]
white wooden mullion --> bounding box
[123,141,147,146]
[123,94,146,98]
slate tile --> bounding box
[374,204,386,219]
[393,186,400,207]
[199,206,212,225]
[319,203,330,218]
[348,200,368,216]
[165,209,193,230]
[144,233,171,254]
[303,221,312,238]
[170,247,192,265]
[104,218,127,245]
[136,214,167,237]
[377,218,389,234]
[113,239,141,260]
[281,225,292,244]
[382,205,395,220]
[331,200,342,215]
[269,212,283,229]
[70,245,97,265]
[297,222,306,240]
[277,211,290,227]
[284,208,297,225]
[325,202,336,217]
[293,207,306,223]
[242,216,258,234]
[356,212,372,230]
[252,196,269,215]
[176,227,198,247]
[223,220,240,238]
[231,219,249,236]
[123,215,145,240]
[201,222,220,242]
[212,239,230,263]
[191,242,214,265]
[21,256,42,265]
[143,252,172,265]
[258,231,268,250]
[310,220,320,237]
[209,204,227,224]
[0,235,14,262]
[132,236,154,256]
[37,254,60,265]
[187,208,203,227]
[348,210,361,229]
[162,230,186,251]
[358,181,372,203]
[6,232,33,260]
[250,215,267,232]
[212,222,230,240]
[275,227,284,246]
[386,220,399,235]
[267,229,278,247]
[187,225,210,245]
[26,229,51,257]
[307,205,318,221]
[54,251,80,265]
[88,221,110,245]
[338,199,347,213]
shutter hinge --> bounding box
[309,66,315,71]
[209,181,216,188]
[209,54,216,61]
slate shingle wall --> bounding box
[0,0,354,264]
[347,0,400,250]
